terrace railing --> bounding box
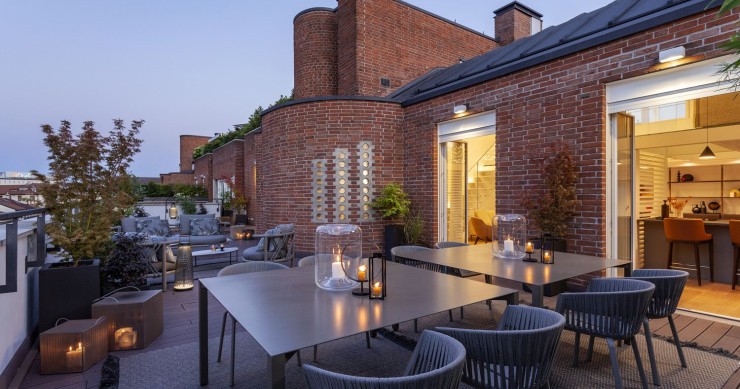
[0,208,47,294]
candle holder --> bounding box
[352,263,369,296]
[492,214,527,259]
[174,243,193,291]
[523,241,537,262]
[91,289,163,351]
[40,318,108,374]
[219,243,225,251]
[315,224,363,291]
[540,234,555,264]
[369,252,386,300]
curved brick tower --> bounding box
[293,8,338,99]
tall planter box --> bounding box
[384,224,405,261]
[39,259,101,333]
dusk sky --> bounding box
[0,0,612,177]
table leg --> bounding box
[268,354,287,389]
[199,282,209,385]
[530,284,544,308]
[623,263,632,277]
[160,244,167,292]
[505,291,519,305]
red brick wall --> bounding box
[336,0,498,97]
[294,9,338,99]
[494,8,534,45]
[179,135,209,173]
[258,99,404,253]
[402,9,737,288]
[193,154,213,200]
[160,172,194,186]
[243,132,257,223]
[212,140,245,200]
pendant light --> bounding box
[699,97,716,159]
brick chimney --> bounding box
[494,1,542,46]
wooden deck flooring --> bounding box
[14,254,740,388]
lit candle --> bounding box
[371,282,382,297]
[115,327,137,349]
[65,343,83,369]
[525,242,534,253]
[504,237,514,253]
[219,243,225,251]
[357,265,367,282]
[331,248,344,279]
[543,251,552,264]
[210,244,216,252]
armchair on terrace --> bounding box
[242,224,295,266]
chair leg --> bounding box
[460,306,464,319]
[708,240,714,283]
[668,316,687,368]
[606,338,623,389]
[448,309,453,322]
[734,246,739,290]
[230,316,236,387]
[573,331,581,367]
[694,243,702,286]
[643,318,660,386]
[366,331,371,348]
[630,336,649,389]
[313,345,318,361]
[296,350,302,366]
[586,335,595,362]
[667,242,674,270]
[474,237,480,245]
[217,311,228,362]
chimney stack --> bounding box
[494,1,542,46]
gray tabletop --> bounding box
[398,243,631,286]
[199,261,517,356]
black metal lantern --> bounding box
[540,234,555,264]
[174,243,193,291]
[368,252,386,300]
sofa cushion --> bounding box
[180,214,215,235]
[242,246,266,261]
[140,219,171,237]
[187,235,227,246]
[191,218,220,236]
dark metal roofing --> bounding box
[392,0,718,106]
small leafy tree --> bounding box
[174,193,197,214]
[101,233,150,293]
[35,119,143,264]
[370,183,411,219]
[522,144,579,237]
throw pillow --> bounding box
[140,219,171,237]
[190,218,220,236]
[256,228,277,250]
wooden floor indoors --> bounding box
[680,278,740,318]
[13,250,740,388]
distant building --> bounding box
[0,171,42,185]
[159,135,211,186]
[0,183,43,206]
[0,197,35,213]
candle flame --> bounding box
[359,265,366,271]
[374,282,380,287]
[69,346,72,351]
[78,342,81,349]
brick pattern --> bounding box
[335,0,498,97]
[160,172,194,186]
[212,139,245,201]
[179,135,209,173]
[243,133,257,221]
[294,10,338,99]
[258,99,404,253]
[401,8,738,288]
[494,8,534,46]
[193,154,213,200]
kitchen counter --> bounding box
[642,218,736,284]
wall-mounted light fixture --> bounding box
[453,104,469,114]
[659,46,685,63]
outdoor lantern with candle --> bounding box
[40,318,108,374]
[174,243,194,291]
[369,252,386,300]
[169,204,178,219]
[540,234,555,264]
[245,229,254,240]
[524,241,537,262]
[492,214,527,259]
[91,290,163,351]
[315,224,363,291]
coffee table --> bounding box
[398,243,631,308]
[198,261,518,388]
[191,247,238,266]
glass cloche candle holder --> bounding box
[492,214,527,259]
[315,224,364,291]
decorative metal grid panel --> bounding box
[356,141,375,222]
[333,149,351,222]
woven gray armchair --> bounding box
[435,305,564,389]
[391,246,455,331]
[556,278,655,389]
[303,330,466,389]
[631,269,689,386]
[216,261,289,386]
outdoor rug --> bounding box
[116,302,740,388]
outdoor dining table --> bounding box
[397,243,631,308]
[198,261,518,388]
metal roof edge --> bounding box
[262,95,401,116]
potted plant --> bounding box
[522,143,578,295]
[370,183,411,259]
[101,233,151,294]
[403,211,424,246]
[35,119,143,331]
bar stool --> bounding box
[663,218,713,286]
[728,220,740,290]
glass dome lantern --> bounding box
[315,224,364,291]
[492,214,527,259]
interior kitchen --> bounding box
[617,91,740,319]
